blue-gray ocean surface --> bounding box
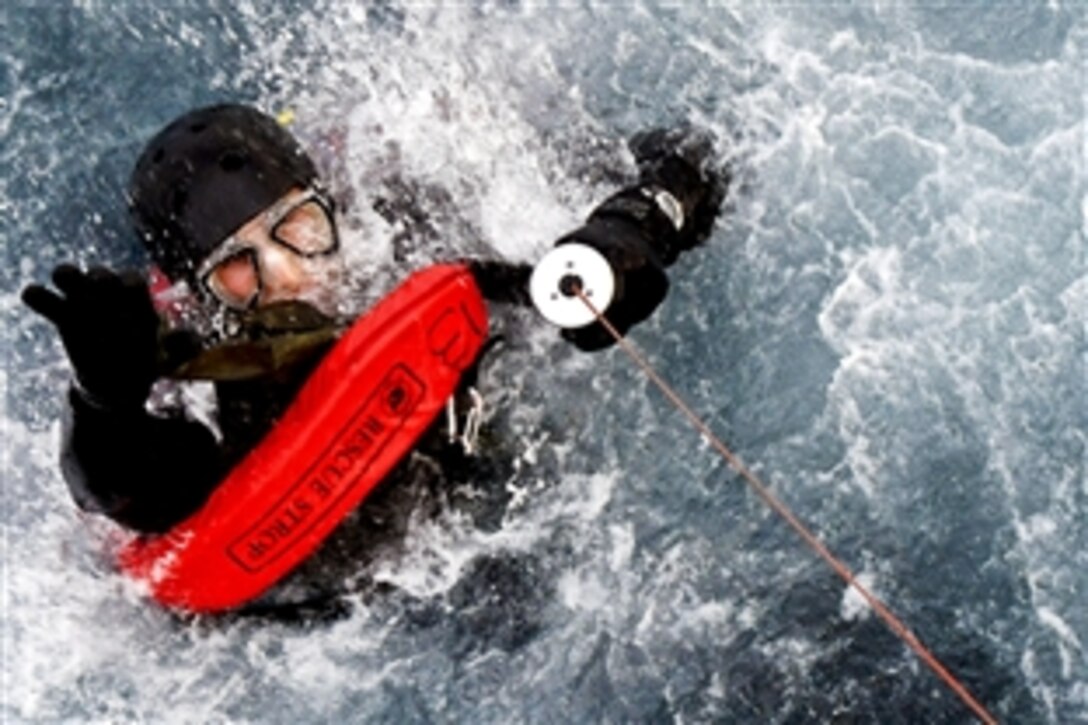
[2,2,1084,722]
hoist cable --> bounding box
[574,288,998,725]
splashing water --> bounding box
[2,2,1084,722]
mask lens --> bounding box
[204,250,260,309]
[272,199,336,255]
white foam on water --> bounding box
[840,570,878,622]
[3,1,1084,722]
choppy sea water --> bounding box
[2,2,1084,722]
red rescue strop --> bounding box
[117,263,488,613]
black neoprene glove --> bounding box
[22,265,160,410]
[557,126,728,351]
[628,124,728,260]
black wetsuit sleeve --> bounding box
[552,190,675,351]
[465,259,533,306]
[555,150,726,351]
[61,386,224,533]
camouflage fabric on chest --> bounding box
[167,301,342,382]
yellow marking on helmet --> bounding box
[276,109,296,127]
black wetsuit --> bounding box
[60,261,532,535]
[56,145,725,537]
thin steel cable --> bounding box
[575,289,998,724]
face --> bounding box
[197,187,345,316]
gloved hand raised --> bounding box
[628,124,728,261]
[22,265,160,410]
[544,125,728,351]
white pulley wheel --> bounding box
[530,243,616,329]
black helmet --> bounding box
[129,104,318,286]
